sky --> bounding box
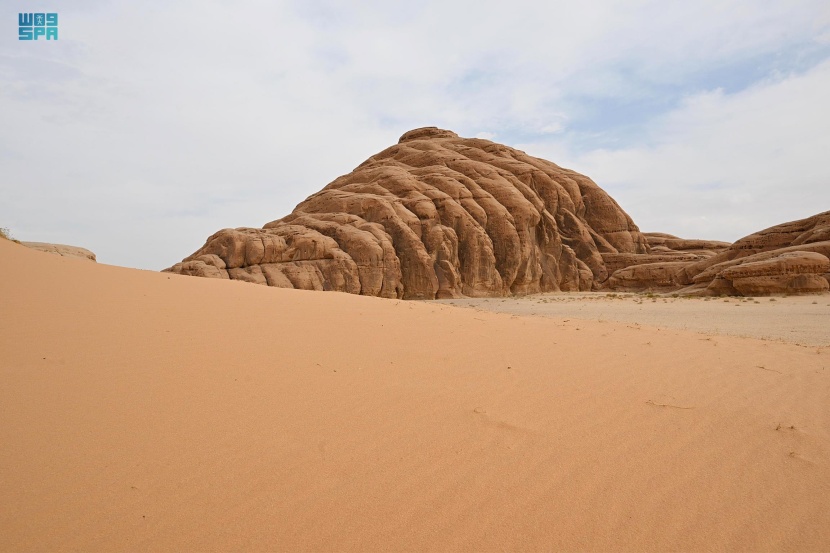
[2,0,829,269]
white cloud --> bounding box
[520,60,830,241]
[539,122,566,135]
[0,0,828,267]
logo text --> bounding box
[19,13,58,40]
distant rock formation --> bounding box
[167,127,648,299]
[22,242,97,262]
[603,232,730,290]
[605,211,830,296]
[670,211,830,296]
[167,127,828,298]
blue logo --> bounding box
[19,12,58,40]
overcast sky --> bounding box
[2,1,829,269]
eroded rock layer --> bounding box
[606,211,830,296]
[167,128,648,299]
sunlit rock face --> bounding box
[668,211,830,296]
[165,127,652,298]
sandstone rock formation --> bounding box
[22,242,97,262]
[167,127,648,299]
[720,252,829,296]
[167,127,828,298]
[596,231,732,292]
[670,211,830,296]
[605,211,830,296]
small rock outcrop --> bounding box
[22,242,97,262]
[720,252,829,296]
[167,128,648,299]
[605,211,830,296]
[671,211,830,296]
[603,232,731,291]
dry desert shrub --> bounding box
[0,227,21,244]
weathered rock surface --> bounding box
[22,242,96,262]
[603,231,731,292]
[167,128,648,299]
[720,251,829,280]
[606,261,692,291]
[719,251,830,296]
[644,232,731,254]
[602,252,709,274]
[167,127,828,298]
[665,212,830,296]
[729,211,830,254]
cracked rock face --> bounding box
[166,127,648,298]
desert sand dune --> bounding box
[2,237,830,551]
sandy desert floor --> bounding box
[434,292,830,347]
[2,237,830,552]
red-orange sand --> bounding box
[1,237,829,551]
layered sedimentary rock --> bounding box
[720,252,829,296]
[606,261,693,291]
[606,211,830,296]
[167,127,648,299]
[672,211,830,296]
[602,232,731,291]
[167,127,828,298]
[644,233,731,254]
[22,242,96,262]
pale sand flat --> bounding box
[435,292,830,347]
[1,238,829,551]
